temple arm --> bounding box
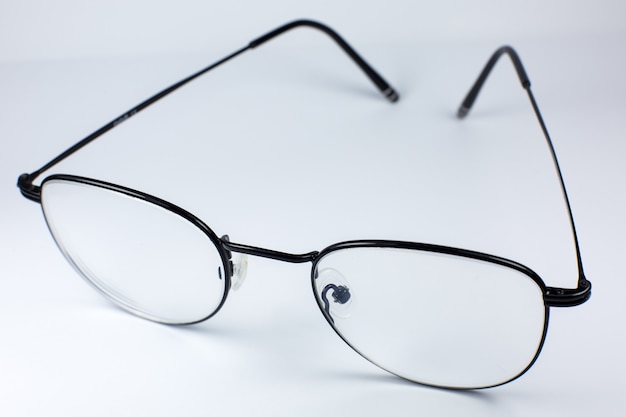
[18,19,398,200]
[457,46,591,307]
[250,20,398,102]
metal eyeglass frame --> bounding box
[17,19,591,388]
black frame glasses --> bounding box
[17,19,591,389]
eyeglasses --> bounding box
[17,19,591,390]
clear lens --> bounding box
[313,246,547,389]
[41,178,227,324]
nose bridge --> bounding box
[220,238,319,264]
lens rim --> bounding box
[310,239,550,389]
[40,174,233,325]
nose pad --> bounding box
[220,234,248,291]
[315,268,353,323]
[230,252,248,291]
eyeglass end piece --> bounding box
[17,173,41,203]
[545,279,591,307]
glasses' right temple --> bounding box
[457,46,591,307]
[18,19,399,201]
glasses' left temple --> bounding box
[18,19,399,202]
[457,46,591,307]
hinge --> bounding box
[545,279,592,307]
[17,173,42,203]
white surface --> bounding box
[1,2,625,416]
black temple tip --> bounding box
[384,88,399,103]
[457,105,470,119]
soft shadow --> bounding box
[304,75,389,102]
[94,304,245,338]
[451,102,527,120]
[322,369,498,403]
[162,320,245,339]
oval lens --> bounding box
[312,246,547,389]
[41,178,228,324]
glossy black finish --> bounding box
[545,283,591,306]
[17,19,398,202]
[320,283,351,324]
[457,46,530,117]
[221,238,318,264]
[16,20,591,389]
[458,45,591,306]
[249,20,399,102]
[309,240,551,389]
[41,174,233,324]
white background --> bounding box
[1,1,625,416]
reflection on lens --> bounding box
[313,246,547,389]
[41,178,227,324]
